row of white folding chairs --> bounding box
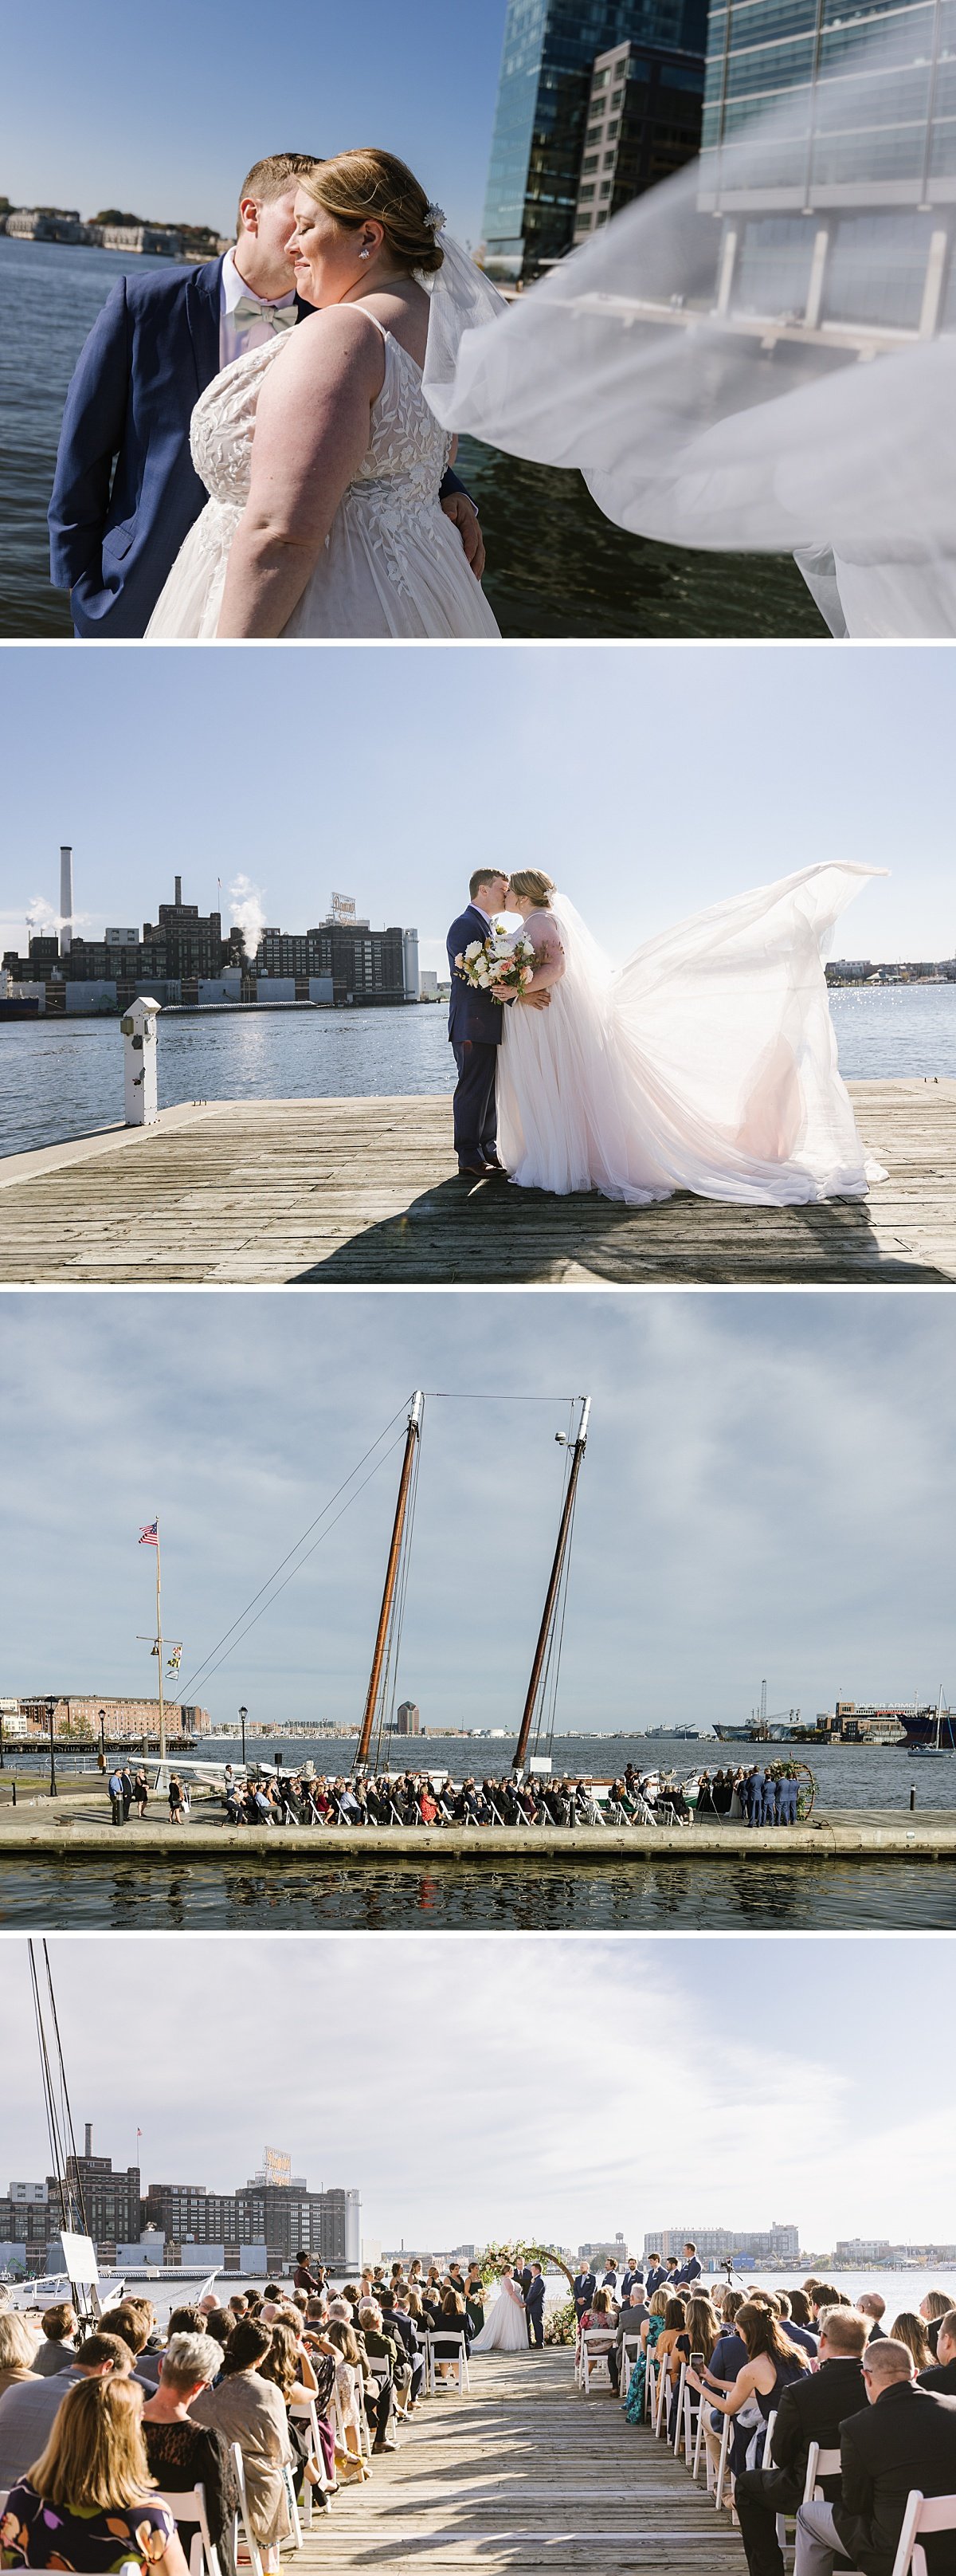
[677,2376,956,2576]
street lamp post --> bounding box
[98,1710,106,1773]
[0,1703,5,1770]
[46,1697,58,1799]
[239,1706,248,1772]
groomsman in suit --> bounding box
[674,2243,702,2287]
[573,2266,597,2322]
[621,2259,644,2303]
[49,151,483,637]
[525,2266,547,2350]
[645,2255,668,2297]
[746,1766,766,1825]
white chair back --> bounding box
[151,2484,217,2576]
[890,2488,956,2576]
[672,2360,688,2452]
[581,2329,614,2395]
[230,2441,264,2576]
[714,2408,732,2510]
[426,2330,470,2395]
[645,2354,659,2423]
[805,2443,842,2503]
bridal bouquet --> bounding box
[454,932,538,1002]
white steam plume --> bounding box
[229,874,267,961]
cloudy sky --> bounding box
[2,648,954,971]
[2,0,507,248]
[1,1287,952,1732]
[0,1930,950,2249]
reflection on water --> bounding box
[2,1857,954,1930]
[0,234,822,643]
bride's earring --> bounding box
[358,245,371,261]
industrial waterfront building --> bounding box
[0,2133,360,2278]
[481,0,707,278]
[2,866,421,1015]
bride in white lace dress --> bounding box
[495,866,885,1205]
[470,2270,531,2355]
[147,150,500,640]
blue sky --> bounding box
[2,646,954,971]
[2,1289,954,1733]
[0,1930,952,2247]
[1,0,507,249]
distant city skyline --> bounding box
[2,647,954,968]
[3,1290,956,1732]
[0,1932,953,2247]
[2,0,508,251]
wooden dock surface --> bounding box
[2,1800,954,1860]
[2,1081,955,1283]
[294,2346,742,2574]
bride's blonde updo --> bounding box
[299,150,445,275]
[509,869,556,907]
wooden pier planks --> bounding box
[1,1081,955,1283]
[300,2346,744,2573]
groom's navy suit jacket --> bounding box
[447,906,504,1046]
[525,2276,546,2316]
[49,253,468,638]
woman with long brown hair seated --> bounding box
[687,2299,809,2493]
[0,2374,189,2576]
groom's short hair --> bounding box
[237,153,320,232]
[470,868,503,900]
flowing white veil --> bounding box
[416,207,511,408]
[498,873,886,1204]
[422,18,956,638]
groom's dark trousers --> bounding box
[447,905,503,1170]
[49,254,471,638]
[525,2279,546,2348]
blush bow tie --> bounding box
[232,296,297,334]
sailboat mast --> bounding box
[156,1526,166,1764]
[512,1399,590,1774]
[354,1393,423,1773]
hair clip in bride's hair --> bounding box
[424,202,447,234]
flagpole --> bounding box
[155,1526,166,1765]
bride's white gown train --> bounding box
[146,319,500,639]
[496,870,884,1206]
[470,2278,530,2354]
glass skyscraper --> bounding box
[481,0,708,277]
[701,0,956,333]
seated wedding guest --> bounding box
[355,2300,402,2450]
[30,2307,78,2378]
[0,2317,40,2400]
[197,2306,231,2360]
[0,2334,131,2491]
[688,2299,809,2491]
[921,2292,952,2358]
[390,2293,425,2411]
[0,2374,188,2576]
[257,2320,327,2493]
[774,2294,819,2358]
[609,2290,649,2394]
[464,2268,485,2339]
[430,2290,471,2385]
[735,2307,869,2576]
[322,2317,368,2480]
[622,2290,669,2421]
[919,2311,956,2396]
[98,2303,157,2385]
[656,2298,692,2433]
[858,2293,886,2340]
[579,2287,617,2336]
[686,2297,721,2370]
[191,2319,293,2574]
[794,2335,956,2576]
[788,2289,818,2333]
[141,2331,238,2576]
[889,2311,933,2374]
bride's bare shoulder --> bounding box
[278,304,386,383]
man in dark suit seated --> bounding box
[794,2335,956,2576]
[735,2307,869,2576]
[858,2296,887,2342]
[920,2312,956,2398]
[609,2290,649,2394]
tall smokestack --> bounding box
[84,2123,92,2159]
[174,875,182,906]
[59,846,73,956]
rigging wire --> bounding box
[43,1941,89,2240]
[175,1404,413,1700]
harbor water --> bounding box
[4,986,956,1161]
[0,234,822,642]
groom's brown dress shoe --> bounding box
[482,1156,507,1173]
[457,1162,489,1178]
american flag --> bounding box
[139,1522,159,1548]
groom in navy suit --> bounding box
[49,150,483,638]
[524,2266,546,2350]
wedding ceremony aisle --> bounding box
[312,2346,744,2574]
[2,1082,955,1284]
